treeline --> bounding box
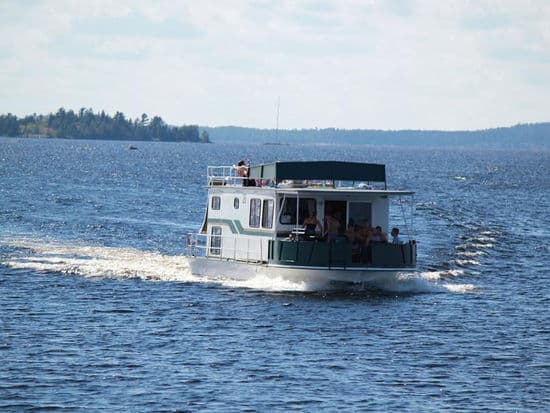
[201,123,550,149]
[0,108,209,143]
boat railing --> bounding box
[268,238,417,268]
[185,232,268,263]
[186,231,417,268]
[207,165,246,186]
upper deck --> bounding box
[207,161,414,196]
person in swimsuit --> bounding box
[303,211,322,238]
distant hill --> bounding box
[201,123,550,149]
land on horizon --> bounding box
[1,108,549,149]
[201,123,550,149]
[0,108,208,143]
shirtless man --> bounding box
[234,160,248,179]
[324,211,341,241]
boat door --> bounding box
[324,200,346,235]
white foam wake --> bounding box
[1,238,197,283]
[216,274,321,292]
[368,271,478,294]
[0,238,315,291]
[1,238,478,294]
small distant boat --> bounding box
[128,145,138,150]
[185,161,417,286]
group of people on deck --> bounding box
[345,220,403,245]
[302,211,403,245]
[233,160,404,246]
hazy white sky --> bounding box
[1,0,549,130]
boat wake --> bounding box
[0,238,477,294]
[378,270,478,294]
[1,238,197,283]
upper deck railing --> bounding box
[207,165,246,186]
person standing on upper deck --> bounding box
[234,160,247,177]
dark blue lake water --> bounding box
[1,137,549,411]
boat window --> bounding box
[348,201,372,230]
[211,196,221,210]
[249,198,261,228]
[233,197,239,209]
[262,199,274,229]
[210,226,222,255]
[279,197,316,225]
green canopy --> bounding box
[248,161,386,183]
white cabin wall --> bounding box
[206,188,276,262]
[370,197,389,232]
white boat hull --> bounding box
[188,256,416,285]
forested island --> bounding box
[0,108,209,143]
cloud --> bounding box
[1,0,549,129]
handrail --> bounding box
[187,232,416,268]
[207,165,246,186]
[185,232,267,263]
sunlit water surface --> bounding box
[1,138,549,411]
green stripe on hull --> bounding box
[208,218,272,236]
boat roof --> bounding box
[248,161,386,183]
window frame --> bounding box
[211,196,221,210]
[210,226,222,255]
[278,197,316,225]
[262,199,274,229]
[249,198,262,228]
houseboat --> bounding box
[185,161,417,285]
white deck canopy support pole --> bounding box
[397,193,415,241]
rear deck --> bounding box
[269,238,416,268]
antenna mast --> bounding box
[275,96,280,141]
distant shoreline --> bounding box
[200,123,550,149]
[2,108,548,148]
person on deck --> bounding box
[303,211,322,238]
[324,211,341,241]
[234,160,248,184]
[390,227,403,244]
[359,219,373,243]
[233,160,255,186]
[368,226,387,244]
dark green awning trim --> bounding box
[248,161,386,183]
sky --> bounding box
[1,0,549,130]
